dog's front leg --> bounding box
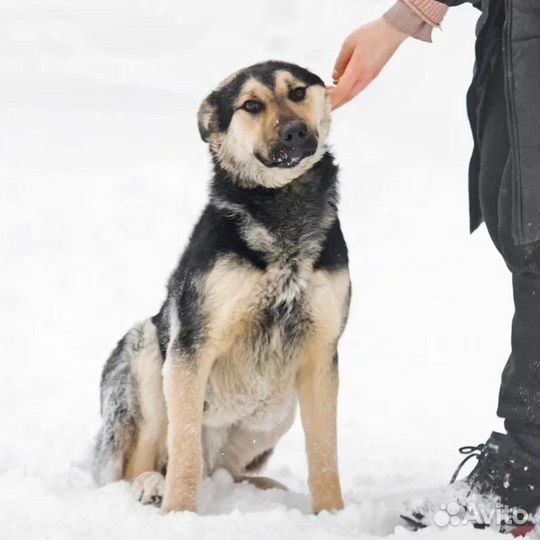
[161,351,213,514]
[296,348,344,514]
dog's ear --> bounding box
[197,93,219,143]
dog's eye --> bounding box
[242,100,264,114]
[289,87,307,102]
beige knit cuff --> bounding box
[383,0,448,43]
[403,0,448,26]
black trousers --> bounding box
[477,44,540,455]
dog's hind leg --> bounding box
[93,319,166,492]
[123,321,167,482]
[92,332,139,486]
[125,321,168,505]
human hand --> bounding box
[329,18,408,110]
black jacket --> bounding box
[440,0,539,244]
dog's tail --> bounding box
[92,319,160,485]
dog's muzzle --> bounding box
[256,121,318,168]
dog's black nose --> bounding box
[278,121,309,147]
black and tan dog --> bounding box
[92,61,350,514]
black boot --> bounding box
[456,432,540,517]
[400,432,539,534]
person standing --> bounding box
[330,0,539,532]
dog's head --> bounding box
[198,61,330,188]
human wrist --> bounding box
[378,16,409,46]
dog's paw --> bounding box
[160,495,197,514]
[132,471,165,506]
[313,494,344,514]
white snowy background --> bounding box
[0,1,517,538]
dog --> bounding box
[92,60,351,514]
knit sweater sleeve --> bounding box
[383,0,448,43]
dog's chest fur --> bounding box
[202,257,315,429]
[157,154,348,430]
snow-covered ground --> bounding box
[0,1,521,538]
